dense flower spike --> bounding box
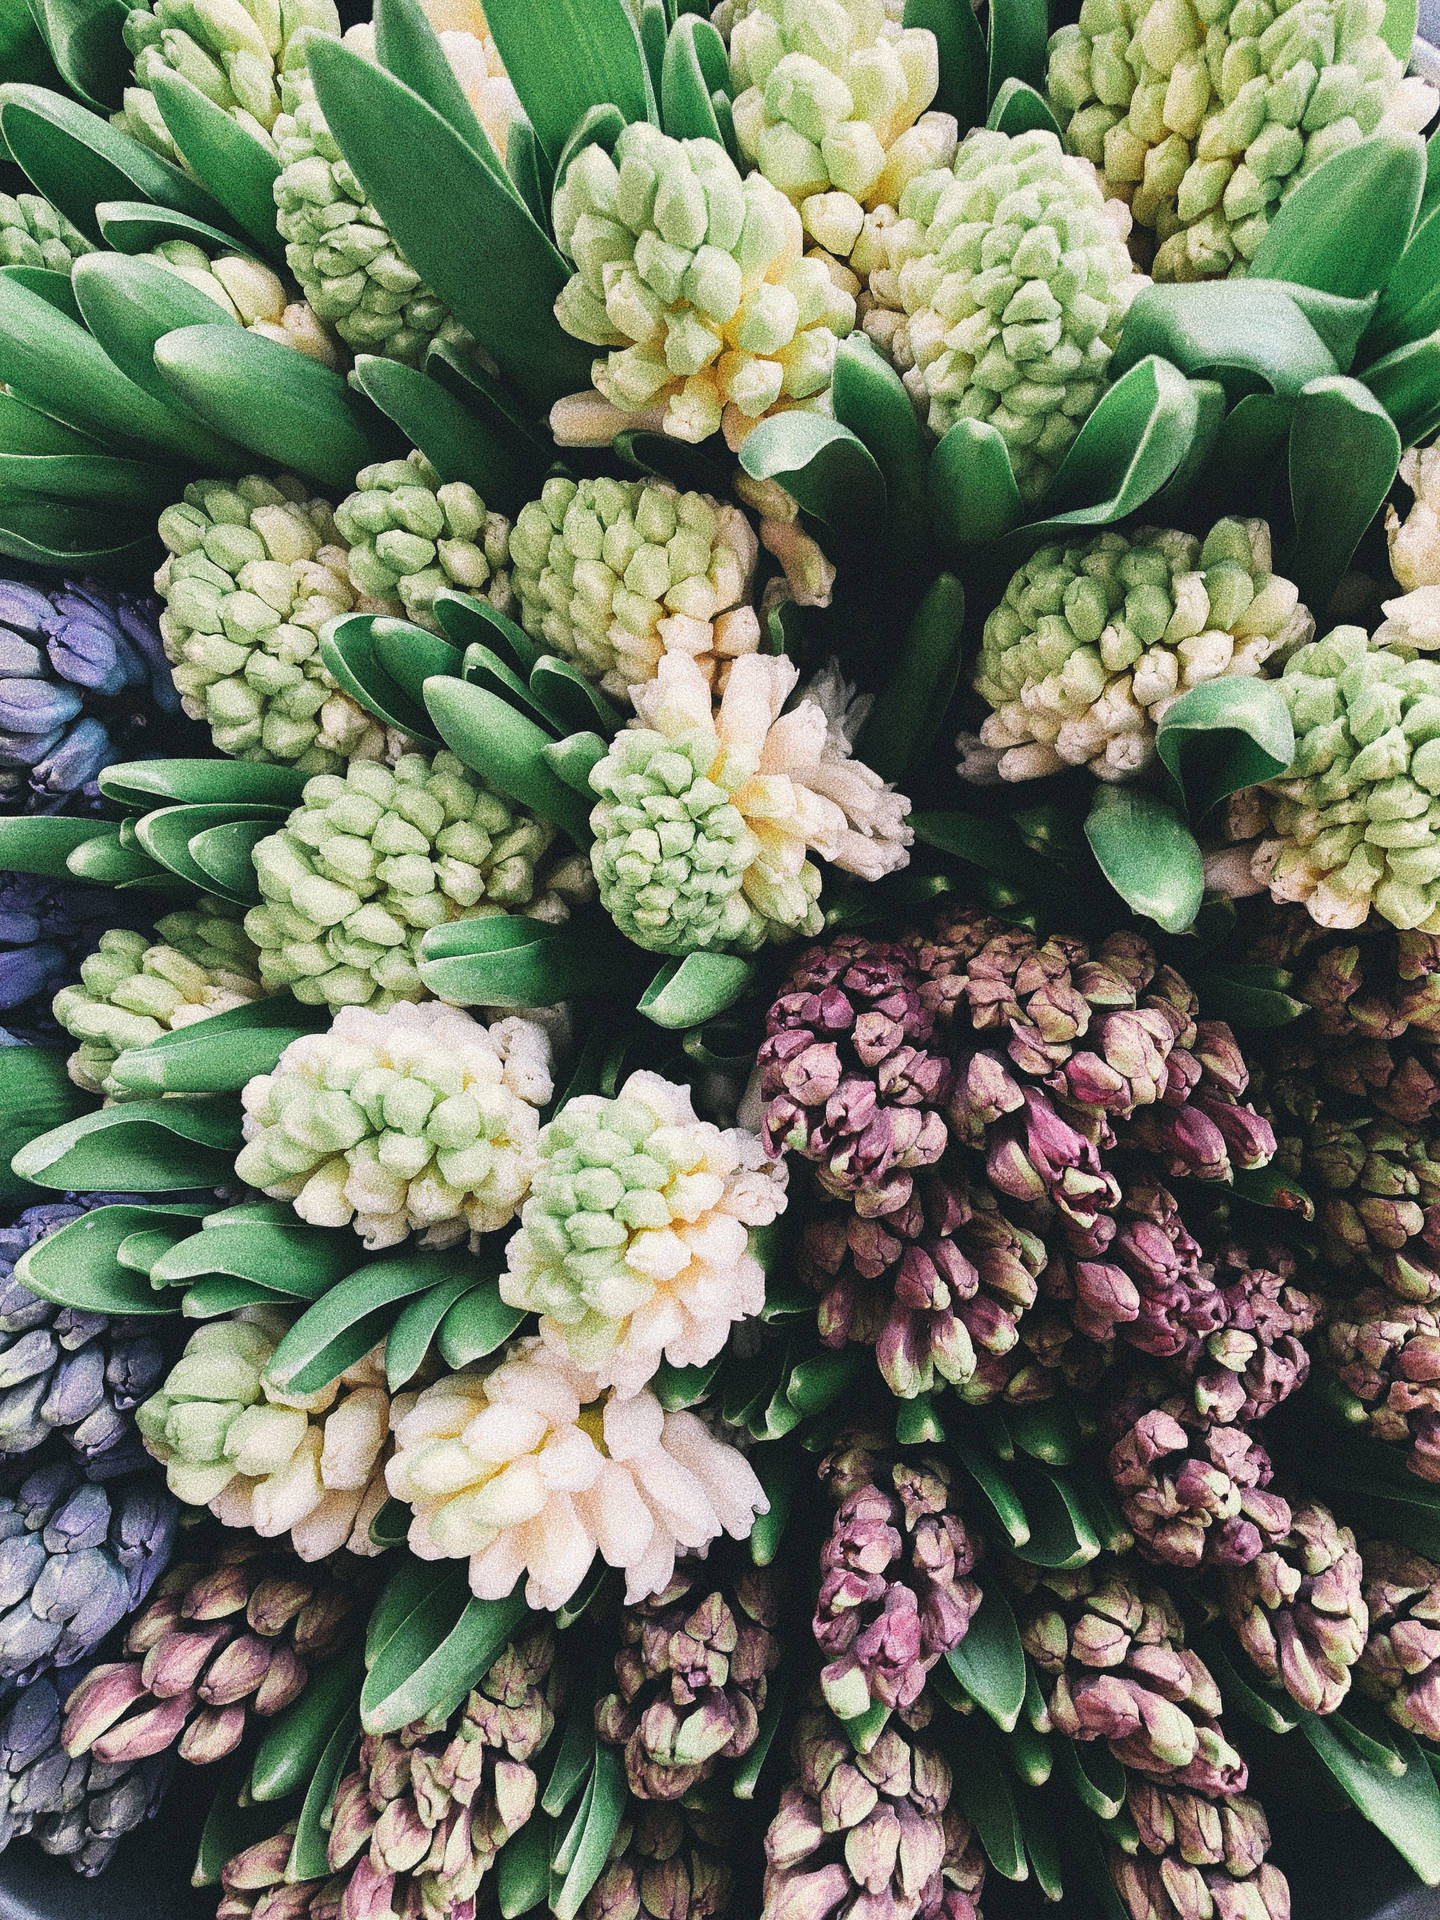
[1046,0,1436,279]
[334,451,515,629]
[510,475,762,701]
[1218,1499,1366,1714]
[0,1666,171,1876]
[155,475,396,772]
[1252,626,1440,932]
[238,1002,552,1249]
[972,520,1310,780]
[586,1797,736,1920]
[0,1456,176,1686]
[552,121,857,448]
[145,241,338,364]
[61,1537,362,1766]
[1017,1559,1247,1792]
[215,1825,337,1920]
[1321,1289,1440,1481]
[502,1069,785,1393]
[759,1696,986,1920]
[596,1555,780,1798]
[812,1436,981,1718]
[1112,1784,1290,1920]
[325,1621,557,1915]
[53,907,266,1097]
[0,194,91,274]
[590,654,911,952]
[0,1202,166,1467]
[136,1311,392,1557]
[859,127,1144,500]
[724,0,958,267]
[1354,1539,1440,1740]
[1388,439,1440,593]
[0,577,185,809]
[385,1337,768,1608]
[245,750,591,1009]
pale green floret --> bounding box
[155,472,393,774]
[244,750,592,1010]
[144,239,339,364]
[860,127,1145,501]
[116,0,340,161]
[333,450,515,629]
[1046,0,1437,280]
[1255,629,1440,932]
[509,474,761,703]
[974,517,1312,779]
[0,194,92,274]
[52,906,266,1097]
[552,120,856,449]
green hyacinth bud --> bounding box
[551,120,856,450]
[509,474,762,702]
[116,0,341,160]
[0,193,92,275]
[333,450,515,629]
[52,907,267,1098]
[860,126,1145,502]
[1254,626,1440,933]
[1047,0,1437,281]
[245,750,593,1010]
[155,473,398,774]
[975,517,1311,779]
[725,0,958,268]
[237,1000,553,1248]
[145,240,339,365]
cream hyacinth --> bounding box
[386,1338,768,1609]
[136,1309,394,1561]
[236,1001,553,1250]
[501,1070,787,1395]
[1388,441,1440,594]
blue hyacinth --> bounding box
[0,872,155,1045]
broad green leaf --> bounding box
[1007,1399,1081,1466]
[1368,185,1440,357]
[250,1645,363,1803]
[1200,1628,1299,1733]
[904,0,985,130]
[15,1199,207,1312]
[0,388,101,455]
[987,76,1060,138]
[360,1560,472,1730]
[322,612,445,743]
[738,411,886,544]
[133,801,285,896]
[944,1587,1026,1733]
[386,1267,478,1390]
[613,424,730,496]
[424,341,555,502]
[986,0,1046,101]
[497,1811,555,1919]
[462,638,560,730]
[148,69,285,263]
[1085,786,1204,934]
[0,268,243,470]
[1144,376,1227,519]
[1156,677,1295,819]
[193,1756,277,1889]
[308,39,589,407]
[10,1095,242,1192]
[1188,964,1306,1030]
[528,657,623,737]
[912,809,1063,894]
[1282,282,1380,371]
[153,323,400,490]
[348,353,533,515]
[419,914,635,1005]
[859,570,965,781]
[369,1496,410,1549]
[732,1666,788,1800]
[374,0,513,189]
[831,332,928,537]
[0,494,155,571]
[0,0,57,92]
[437,1279,526,1368]
[187,818,270,902]
[1299,1714,1440,1884]
[0,449,181,508]
[366,1554,450,1665]
[1287,375,1400,610]
[365,1583,526,1735]
[95,196,262,261]
[287,1710,359,1884]
[432,589,542,675]
[946,1725,1025,1880]
[149,1210,358,1298]
[1055,1733,1127,1821]
[71,250,242,411]
[64,826,170,887]
[481,0,647,164]
[4,262,77,318]
[22,0,124,109]
[268,1253,470,1394]
[1113,280,1338,397]
[0,813,116,878]
[660,12,725,141]
[1198,389,1294,518]
[894,1391,945,1446]
[637,951,754,1028]
[551,99,629,202]
[652,1354,724,1410]
[1248,133,1424,297]
[424,674,594,842]
[109,996,328,1096]
[0,1047,91,1207]
[1360,325,1440,447]
[552,1746,626,1920]
[748,1441,799,1567]
[506,118,553,229]
[1007,1462,1102,1569]
[928,417,1021,550]
[99,757,307,808]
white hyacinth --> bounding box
[1387,440,1440,594]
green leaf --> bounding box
[287,1709,359,1884]
[543,1693,598,1818]
[438,1279,527,1369]
[987,76,1061,139]
[366,1588,528,1736]
[99,757,308,808]
[928,417,1021,551]
[637,950,754,1028]
[109,997,328,1096]
[1085,786,1204,934]
[1143,376,1227,520]
[308,38,589,408]
[432,589,543,676]
[904,0,985,130]
[748,1441,799,1566]
[1287,374,1400,610]
[1247,133,1424,297]
[497,1811,556,1919]
[987,0,1046,100]
[0,495,155,571]
[0,448,181,508]
[1361,326,1440,447]
[0,1048,92,1208]
[551,1745,626,1920]
[0,388,102,455]
[268,1253,468,1394]
[1367,176,1440,357]
[1299,1715,1440,1885]
[481,0,647,164]
[738,410,887,544]
[419,913,632,1006]
[949,1434,1030,1551]
[733,1664,788,1800]
[831,332,928,535]
[15,1200,208,1313]
[1008,1462,1102,1569]
[424,343,555,503]
[944,1587,1026,1733]
[360,1560,471,1732]
[652,1354,724,1411]
[858,570,964,782]
[543,729,608,797]
[367,1552,445,1665]
[249,1645,363,1803]
[1188,965,1306,1031]
[1113,281,1339,398]
[186,818,270,903]
[551,99,629,201]
[1199,1627,1299,1734]
[11,1095,242,1192]
[462,638,561,730]
[148,69,285,263]
[23,0,125,111]
[63,826,170,887]
[1007,1399,1081,1467]
[424,674,594,842]
[528,655,623,738]
[506,117,554,229]
[192,1756,276,1888]
[374,0,513,187]
[153,323,400,490]
[386,1267,479,1390]
[322,612,445,743]
[149,1207,361,1299]
[1156,677,1294,820]
[1055,1732,1127,1821]
[132,801,285,897]
[71,249,243,412]
[660,12,726,142]
[946,1725,1026,1880]
[348,353,533,516]
[0,813,116,879]
[369,1496,411,1549]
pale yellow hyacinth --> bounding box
[386,1338,768,1609]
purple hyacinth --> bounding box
[0,873,153,1045]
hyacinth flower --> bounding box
[237,1001,553,1249]
[0,874,156,1046]
[0,1455,176,1687]
[136,1310,392,1559]
[551,120,857,449]
[0,192,91,274]
[812,1435,981,1720]
[61,1538,363,1767]
[385,1337,768,1609]
[1218,1499,1367,1715]
[0,1664,172,1875]
[1320,1289,1440,1482]
[589,652,912,953]
[0,577,188,811]
[1388,437,1440,594]
[501,1069,787,1395]
[586,1797,736,1920]
[1112,1783,1289,1920]
[333,451,516,629]
[596,1555,780,1799]
[1355,1539,1440,1741]
[0,1201,166,1470]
